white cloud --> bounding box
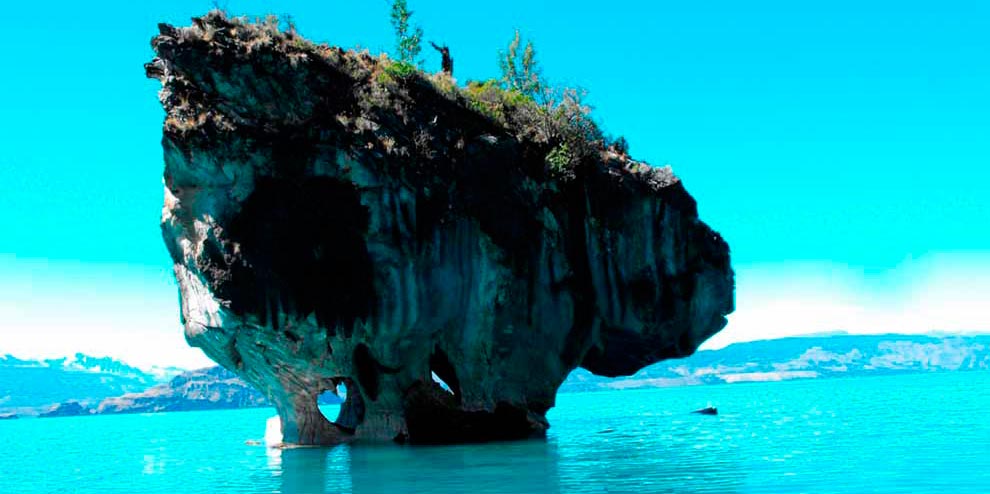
[703,253,990,350]
[0,256,213,370]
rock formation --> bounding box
[146,12,734,446]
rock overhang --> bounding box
[148,11,734,445]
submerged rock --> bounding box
[146,12,733,445]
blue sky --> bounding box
[1,1,988,368]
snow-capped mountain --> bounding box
[0,353,182,412]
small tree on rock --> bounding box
[390,0,423,67]
[498,30,542,98]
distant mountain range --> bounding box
[0,355,339,418]
[0,353,180,413]
[560,333,990,392]
[38,366,279,417]
[2,334,987,418]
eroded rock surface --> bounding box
[146,12,734,445]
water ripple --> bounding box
[0,372,988,493]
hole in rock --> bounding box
[318,385,344,405]
[331,379,365,431]
[429,346,461,400]
[431,372,454,395]
[317,385,344,425]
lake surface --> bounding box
[1,372,988,493]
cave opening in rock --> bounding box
[403,381,539,444]
[316,385,342,427]
[431,372,455,395]
[318,383,344,405]
[429,346,461,400]
[322,378,364,432]
[222,176,375,332]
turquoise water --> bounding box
[1,372,988,493]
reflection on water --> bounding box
[268,428,745,494]
[272,440,562,494]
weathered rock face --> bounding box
[146,12,734,446]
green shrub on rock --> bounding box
[390,0,423,67]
